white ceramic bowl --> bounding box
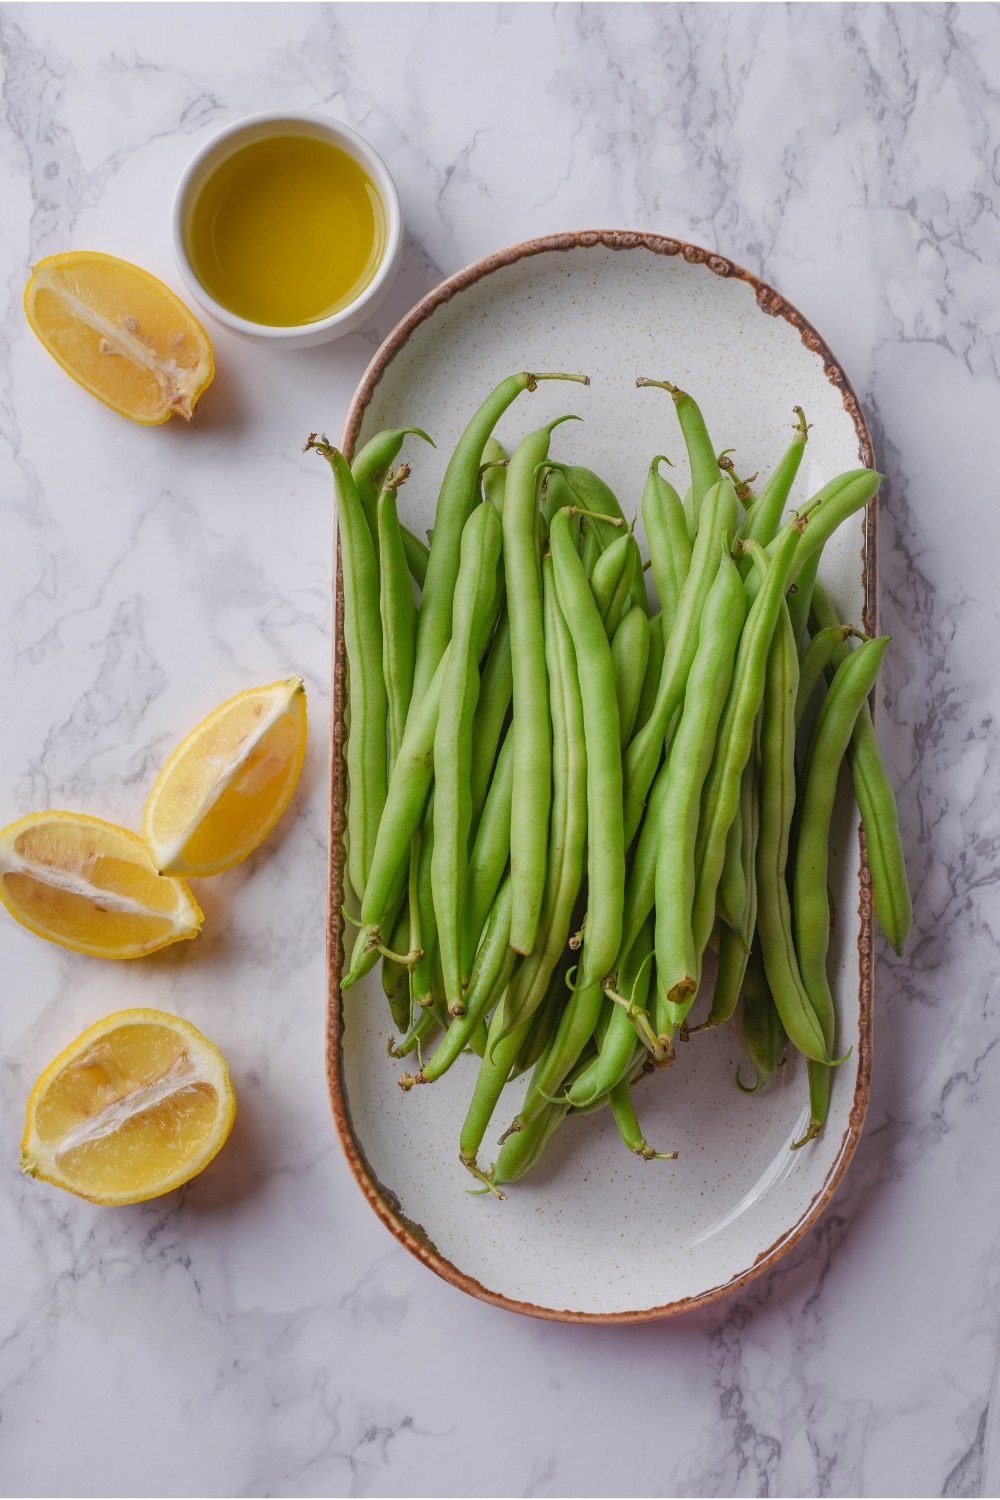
[331,232,877,1322]
[172,111,402,349]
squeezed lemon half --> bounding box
[24,250,214,424]
[22,1008,235,1204]
[0,811,203,958]
[143,677,307,877]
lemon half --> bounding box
[0,811,203,958]
[22,1008,236,1205]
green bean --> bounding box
[581,517,603,580]
[642,456,692,630]
[810,579,912,955]
[755,601,832,1063]
[309,441,387,904]
[684,523,803,1014]
[796,625,860,729]
[566,918,655,1108]
[590,531,636,637]
[388,1004,439,1060]
[611,604,650,747]
[360,648,448,939]
[792,634,888,1144]
[544,462,626,547]
[542,465,578,527]
[491,1098,570,1189]
[717,731,759,948]
[410,879,516,1084]
[464,729,513,976]
[735,408,808,551]
[655,545,745,1009]
[786,547,820,650]
[504,417,580,954]
[481,436,508,511]
[612,759,669,997]
[546,463,646,612]
[459,994,530,1178]
[699,921,750,1031]
[408,796,436,1007]
[381,903,412,1032]
[400,525,429,589]
[622,476,739,845]
[692,525,803,936]
[637,378,719,533]
[377,467,417,770]
[512,948,576,1078]
[495,555,588,1040]
[515,506,625,1121]
[774,469,882,587]
[468,611,512,837]
[735,941,787,1092]
[411,371,586,707]
[433,503,503,1009]
[633,613,664,736]
[350,426,434,556]
[610,1075,677,1161]
[682,484,695,545]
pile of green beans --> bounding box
[312,369,911,1197]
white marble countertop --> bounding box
[0,4,997,1496]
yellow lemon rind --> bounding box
[21,1007,235,1206]
[143,677,307,878]
[0,810,203,960]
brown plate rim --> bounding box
[326,229,876,1324]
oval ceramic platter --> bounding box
[330,231,876,1323]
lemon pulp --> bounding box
[187,134,387,326]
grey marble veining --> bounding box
[1,3,999,1496]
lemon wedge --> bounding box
[0,811,203,958]
[22,1009,235,1204]
[143,678,307,878]
[24,250,214,424]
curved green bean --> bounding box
[610,1075,677,1161]
[360,648,449,938]
[735,408,808,552]
[411,371,586,707]
[642,456,692,630]
[622,476,739,845]
[755,601,832,1063]
[810,579,912,955]
[351,426,433,556]
[311,442,387,903]
[792,634,888,1143]
[377,467,416,770]
[796,625,860,729]
[433,503,503,1009]
[684,523,803,1012]
[655,545,745,1009]
[637,378,719,534]
[412,879,515,1084]
[464,728,513,976]
[468,611,512,837]
[736,941,787,1092]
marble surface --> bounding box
[0,3,997,1496]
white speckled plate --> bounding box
[329,232,875,1322]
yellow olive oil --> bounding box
[188,134,387,326]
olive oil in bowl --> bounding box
[187,134,388,328]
